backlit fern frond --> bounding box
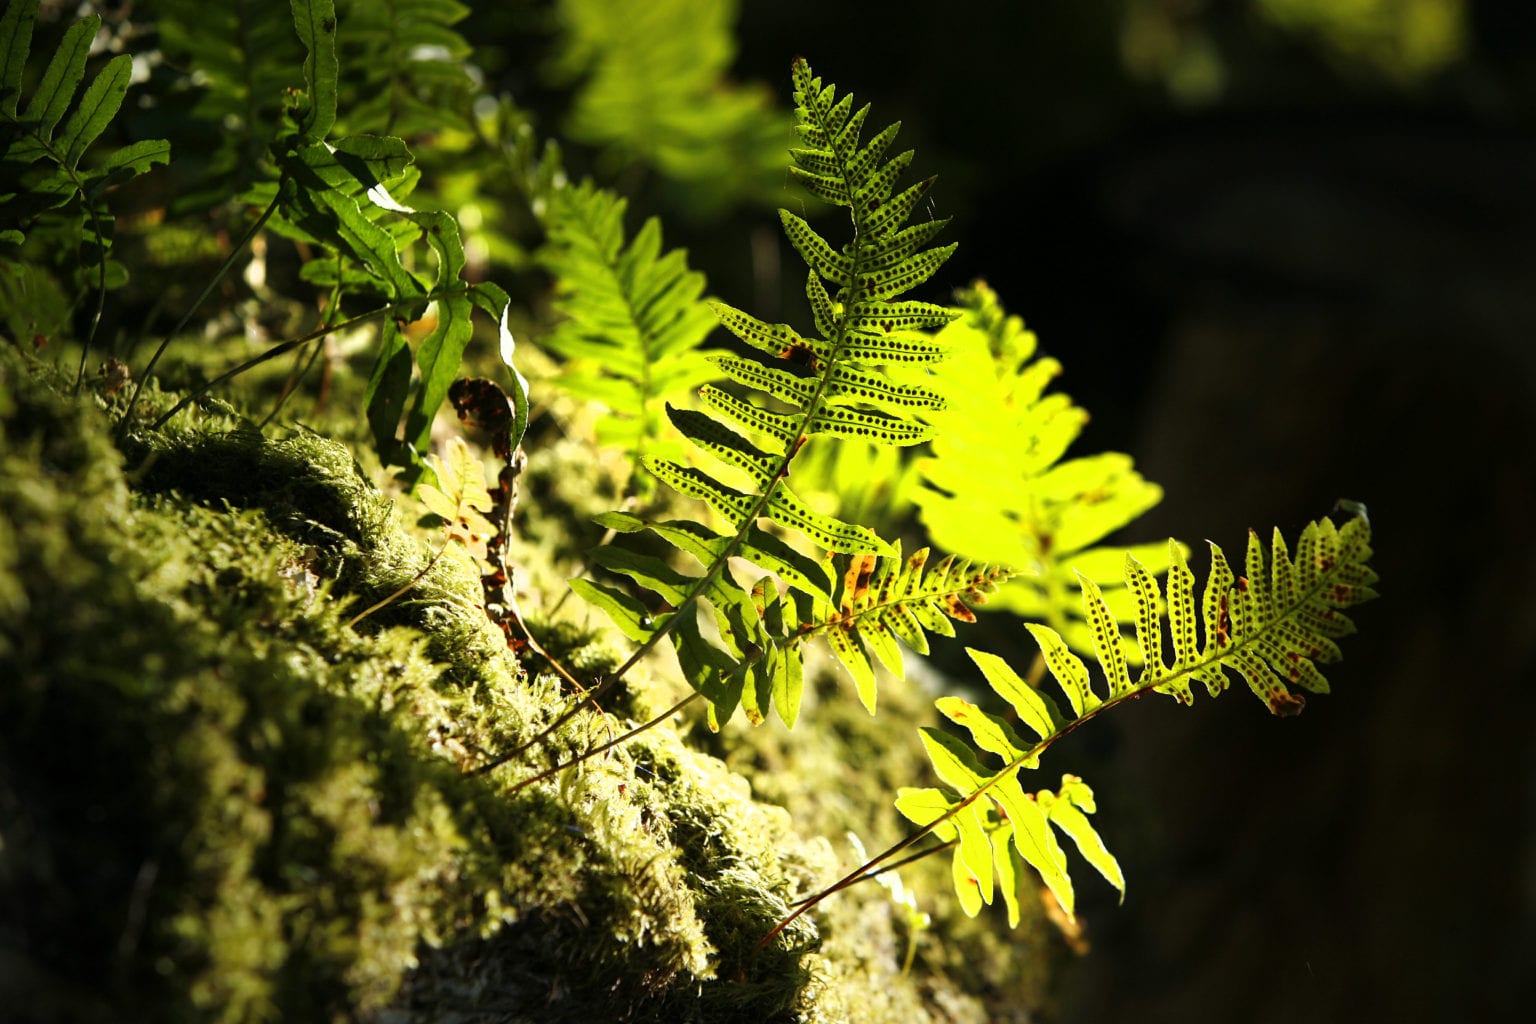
[538,180,719,489]
[911,282,1171,657]
[798,545,1016,715]
[548,0,790,215]
[897,510,1376,921]
[572,59,959,727]
[581,522,1007,725]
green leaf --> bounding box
[56,53,130,171]
[86,139,173,198]
[494,303,532,453]
[917,728,990,795]
[964,647,1063,744]
[935,696,1028,764]
[403,211,472,454]
[569,578,656,644]
[18,16,94,143]
[1042,776,1125,902]
[364,319,413,463]
[291,0,339,139]
[0,0,38,118]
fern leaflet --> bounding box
[418,435,497,560]
[897,510,1376,921]
[571,59,961,727]
[800,545,1016,714]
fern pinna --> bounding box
[893,510,1376,923]
[573,59,1004,728]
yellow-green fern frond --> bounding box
[911,282,1172,656]
[797,544,1016,716]
[572,60,958,728]
[898,510,1375,922]
[538,180,719,490]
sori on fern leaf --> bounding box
[895,508,1377,923]
[569,58,1010,730]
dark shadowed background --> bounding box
[719,2,1536,1021]
[452,0,1533,1018]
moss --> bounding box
[0,349,1057,1022]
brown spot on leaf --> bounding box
[1267,690,1306,716]
[842,553,877,612]
[942,594,977,623]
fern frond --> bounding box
[548,0,790,215]
[909,282,1170,657]
[0,0,170,353]
[150,0,302,199]
[796,544,1017,715]
[571,60,960,727]
[538,180,719,488]
[333,0,476,137]
[897,510,1376,921]
[419,435,496,553]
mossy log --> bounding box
[0,349,1053,1023]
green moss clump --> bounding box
[1,349,1058,1022]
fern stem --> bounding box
[344,543,446,630]
[499,693,699,793]
[139,287,474,434]
[260,280,342,429]
[72,200,110,394]
[119,186,284,434]
[760,822,935,951]
[788,839,955,907]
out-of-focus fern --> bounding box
[895,511,1376,922]
[537,179,719,490]
[570,60,976,727]
[333,0,476,138]
[1,0,169,354]
[126,0,508,478]
[149,0,301,203]
[911,282,1173,656]
[547,0,790,216]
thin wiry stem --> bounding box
[141,288,472,434]
[119,188,283,433]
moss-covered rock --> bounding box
[0,349,1056,1022]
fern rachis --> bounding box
[766,509,1376,942]
[538,57,976,738]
